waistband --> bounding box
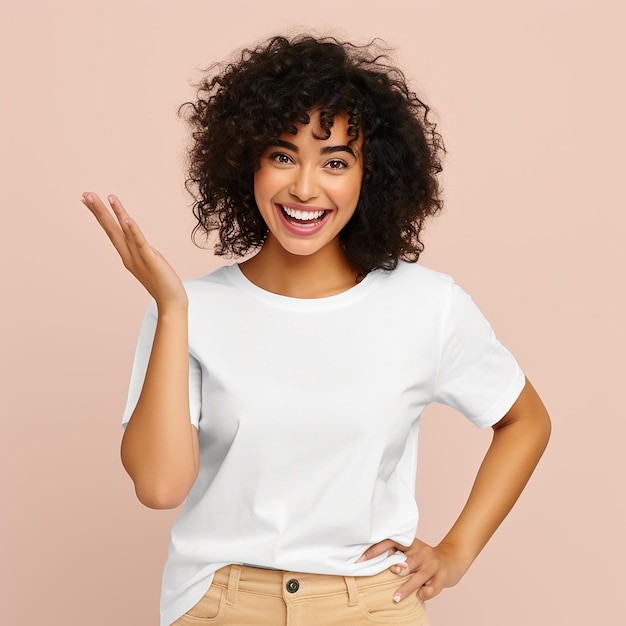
[212,564,401,607]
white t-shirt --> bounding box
[122,261,525,626]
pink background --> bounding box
[1,1,624,624]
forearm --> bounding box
[439,379,551,568]
[360,382,550,603]
[121,306,199,509]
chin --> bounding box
[278,240,327,257]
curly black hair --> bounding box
[180,35,445,274]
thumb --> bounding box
[418,582,438,601]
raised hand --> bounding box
[357,537,469,603]
[81,192,188,311]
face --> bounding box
[254,111,363,258]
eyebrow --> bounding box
[271,139,355,157]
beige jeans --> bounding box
[171,563,429,625]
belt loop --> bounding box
[344,576,359,607]
[226,565,241,607]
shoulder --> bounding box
[387,260,452,282]
[184,263,236,287]
[181,264,246,325]
[359,261,461,326]
[183,264,239,297]
[378,260,455,299]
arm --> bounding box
[82,192,199,509]
[359,378,551,602]
[121,306,199,509]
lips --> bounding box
[276,203,331,235]
[281,204,327,223]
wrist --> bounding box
[435,539,476,575]
[156,300,189,317]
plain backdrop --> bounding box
[1,1,624,624]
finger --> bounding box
[100,196,158,277]
[105,195,145,260]
[392,566,438,603]
[82,192,131,254]
[82,192,149,274]
[106,194,133,231]
[356,539,403,563]
[391,562,411,576]
[108,200,163,275]
[106,194,145,247]
[390,539,428,575]
[108,196,150,252]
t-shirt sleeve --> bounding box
[121,300,202,429]
[433,280,526,428]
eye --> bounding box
[269,152,293,165]
[325,159,348,170]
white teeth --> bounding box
[282,206,325,220]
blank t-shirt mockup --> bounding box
[122,261,525,626]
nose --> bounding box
[289,166,320,201]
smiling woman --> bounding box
[180,36,445,280]
[82,34,550,626]
[245,111,364,294]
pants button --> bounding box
[286,578,300,593]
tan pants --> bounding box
[171,564,429,625]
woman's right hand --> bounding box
[82,192,188,311]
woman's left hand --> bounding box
[357,537,470,603]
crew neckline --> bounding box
[226,262,382,311]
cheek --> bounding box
[335,175,363,207]
[252,171,280,229]
[252,171,266,203]
[253,168,285,209]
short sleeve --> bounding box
[121,300,202,429]
[434,281,526,428]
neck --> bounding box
[239,236,361,298]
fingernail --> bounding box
[107,195,115,204]
[356,555,366,563]
[393,594,402,603]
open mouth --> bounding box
[280,205,329,226]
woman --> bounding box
[82,35,550,626]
